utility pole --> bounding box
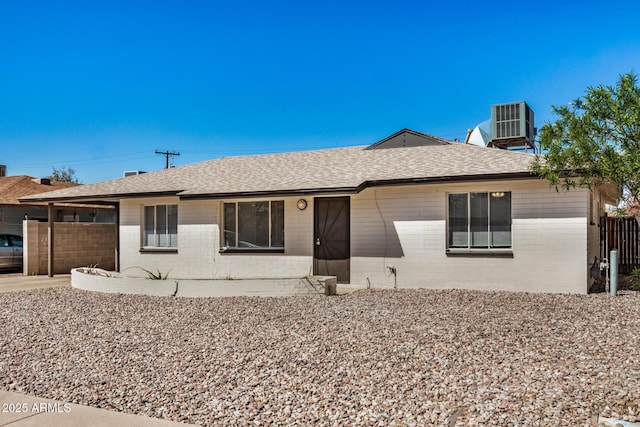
[155,150,180,169]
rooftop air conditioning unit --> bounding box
[490,101,535,149]
[124,171,146,177]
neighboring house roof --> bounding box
[21,131,537,203]
[0,176,78,205]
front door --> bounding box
[314,197,350,283]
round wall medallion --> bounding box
[297,199,308,210]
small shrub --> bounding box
[122,266,171,280]
[78,265,112,277]
[142,269,170,280]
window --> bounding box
[143,205,178,247]
[223,201,284,249]
[448,192,511,249]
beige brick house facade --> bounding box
[22,129,617,293]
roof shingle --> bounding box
[20,142,536,203]
[0,176,78,205]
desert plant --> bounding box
[121,266,171,280]
[78,264,112,277]
[86,264,99,274]
[531,72,640,202]
[140,268,170,280]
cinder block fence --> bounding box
[23,220,116,275]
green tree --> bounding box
[531,72,640,206]
[49,167,80,183]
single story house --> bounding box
[21,129,618,293]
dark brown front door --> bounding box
[314,197,350,283]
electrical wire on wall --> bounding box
[374,189,397,288]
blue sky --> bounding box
[1,0,639,183]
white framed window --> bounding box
[448,192,511,249]
[143,204,178,248]
[223,200,284,249]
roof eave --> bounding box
[179,186,363,200]
[17,172,538,203]
[179,172,537,200]
[18,190,182,204]
[363,171,537,189]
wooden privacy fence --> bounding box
[600,216,640,274]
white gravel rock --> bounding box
[1,287,639,426]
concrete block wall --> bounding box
[117,179,592,293]
[119,197,314,279]
[23,220,116,275]
[23,220,42,275]
[350,180,591,293]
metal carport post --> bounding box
[47,203,54,277]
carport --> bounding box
[20,202,119,277]
[0,173,116,276]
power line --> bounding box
[155,150,180,169]
[10,151,153,168]
[12,154,158,170]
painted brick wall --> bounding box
[350,180,590,293]
[119,197,313,279]
[117,180,591,293]
[23,220,116,275]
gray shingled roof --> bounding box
[20,142,536,203]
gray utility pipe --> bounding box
[610,249,618,296]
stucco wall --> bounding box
[23,220,116,275]
[117,179,591,293]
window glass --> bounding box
[224,200,284,249]
[238,201,269,248]
[156,205,168,247]
[0,236,9,247]
[490,192,511,247]
[223,203,236,247]
[448,192,511,249]
[270,200,284,247]
[470,192,488,248]
[167,204,178,247]
[143,205,178,248]
[10,236,23,247]
[448,194,468,248]
[144,206,155,247]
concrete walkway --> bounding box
[0,273,71,293]
[0,390,194,426]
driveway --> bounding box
[0,273,70,293]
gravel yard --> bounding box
[1,287,639,426]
